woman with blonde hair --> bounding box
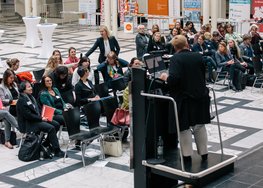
[43,55,59,76]
[85,25,120,64]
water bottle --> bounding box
[157,136,164,159]
[39,151,44,161]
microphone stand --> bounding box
[147,50,165,165]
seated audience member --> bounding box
[97,51,128,88]
[16,81,65,157]
[166,27,180,43]
[52,49,63,65]
[224,23,243,44]
[72,57,93,86]
[6,58,20,84]
[147,32,166,53]
[75,66,100,107]
[239,34,255,75]
[217,23,226,39]
[192,35,217,82]
[49,66,74,94]
[215,42,244,91]
[64,47,79,73]
[43,55,59,76]
[0,69,19,117]
[227,38,253,75]
[185,21,197,35]
[0,108,18,149]
[211,31,223,50]
[39,75,66,127]
[123,57,143,86]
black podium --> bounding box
[131,68,237,188]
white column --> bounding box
[104,0,111,30]
[111,0,118,38]
[219,0,226,19]
[202,0,210,25]
[32,0,37,17]
[211,0,218,32]
[25,0,31,17]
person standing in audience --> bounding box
[97,51,128,88]
[52,49,63,65]
[72,57,93,86]
[135,24,149,60]
[64,47,79,73]
[49,66,74,95]
[0,69,19,117]
[43,55,59,76]
[159,35,210,162]
[39,75,66,128]
[85,25,120,64]
[16,81,65,157]
[249,24,263,76]
[75,66,100,107]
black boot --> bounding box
[229,80,237,91]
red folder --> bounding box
[41,105,55,122]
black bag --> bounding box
[0,129,17,145]
[246,75,257,86]
[18,133,42,162]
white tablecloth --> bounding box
[23,17,41,48]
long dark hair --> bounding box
[40,75,53,90]
[2,69,15,87]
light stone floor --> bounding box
[0,19,263,188]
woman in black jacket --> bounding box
[75,66,100,107]
[16,81,65,157]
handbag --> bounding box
[103,136,123,157]
[111,108,130,126]
[18,133,42,162]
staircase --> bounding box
[0,0,23,24]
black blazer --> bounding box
[167,49,210,131]
[16,93,42,133]
[75,79,97,106]
[85,36,120,63]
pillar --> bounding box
[104,0,111,31]
[111,0,118,38]
[25,0,31,17]
[211,0,219,32]
[202,0,210,25]
[32,0,37,17]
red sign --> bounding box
[252,0,263,32]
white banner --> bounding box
[169,0,181,28]
[79,0,97,25]
[229,0,251,34]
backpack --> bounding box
[18,133,42,162]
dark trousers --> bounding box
[228,63,246,80]
[28,121,60,150]
[53,114,65,127]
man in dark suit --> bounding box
[160,35,210,162]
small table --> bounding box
[37,23,57,59]
[22,16,41,48]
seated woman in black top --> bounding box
[147,32,166,53]
[75,66,100,107]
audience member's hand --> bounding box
[241,62,247,67]
[159,73,168,81]
[42,117,48,122]
[227,60,234,65]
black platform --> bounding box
[143,149,237,187]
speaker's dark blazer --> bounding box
[167,49,210,132]
[85,36,120,63]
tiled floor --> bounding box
[1,13,263,188]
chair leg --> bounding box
[63,140,71,163]
[99,136,105,160]
[19,133,26,148]
[81,141,86,167]
[57,125,63,140]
